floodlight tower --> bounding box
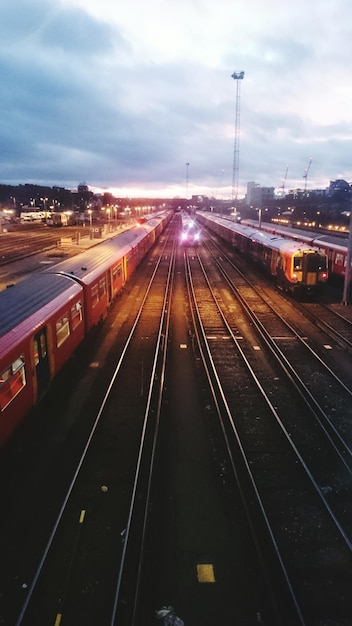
[231,70,245,208]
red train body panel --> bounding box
[0,212,171,447]
[0,274,84,446]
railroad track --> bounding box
[204,238,352,451]
[0,227,67,264]
[297,300,352,353]
[2,217,352,625]
[184,243,352,624]
[9,236,176,626]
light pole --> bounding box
[342,207,352,305]
[41,196,48,212]
[88,209,92,229]
[185,162,190,199]
[231,71,245,211]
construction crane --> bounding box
[280,164,289,196]
[303,158,312,193]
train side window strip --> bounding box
[91,284,99,307]
[0,356,26,411]
[98,277,106,299]
[56,313,70,347]
[112,265,122,282]
[34,339,40,366]
[71,301,83,330]
[40,333,47,358]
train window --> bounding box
[98,277,106,299]
[335,253,344,266]
[71,301,83,330]
[112,265,122,282]
[34,339,39,366]
[56,313,70,347]
[306,254,327,272]
[293,257,303,271]
[91,283,99,307]
[40,333,47,358]
[0,356,26,411]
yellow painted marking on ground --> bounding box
[253,345,261,351]
[324,344,333,350]
[79,510,86,524]
[54,614,62,626]
[197,563,215,583]
[180,344,187,349]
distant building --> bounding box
[245,182,275,206]
[77,182,89,194]
[327,179,351,196]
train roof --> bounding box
[0,272,82,339]
[47,220,161,285]
[241,219,348,252]
[198,212,325,255]
[309,233,348,251]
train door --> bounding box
[106,268,113,303]
[302,252,319,287]
[33,327,51,399]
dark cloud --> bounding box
[0,0,351,195]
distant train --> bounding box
[46,211,69,226]
[179,213,201,246]
[197,212,328,294]
[241,219,351,284]
[0,213,171,447]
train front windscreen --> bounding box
[180,221,201,245]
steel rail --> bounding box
[110,240,176,626]
[204,240,352,465]
[184,251,306,626]
[14,237,171,626]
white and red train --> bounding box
[241,219,351,284]
[197,211,328,294]
[0,213,170,447]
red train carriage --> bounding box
[0,213,171,447]
[241,219,351,283]
[49,244,124,330]
[0,274,84,446]
[197,212,328,294]
[48,217,165,331]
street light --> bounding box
[40,197,48,211]
[88,209,92,228]
[342,208,352,305]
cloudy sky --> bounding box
[1,0,351,198]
